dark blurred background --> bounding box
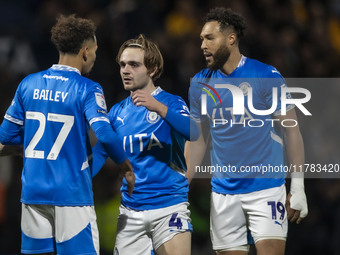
[0,0,340,254]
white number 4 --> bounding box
[25,111,74,160]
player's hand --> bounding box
[117,159,135,196]
[131,89,157,110]
[131,90,167,117]
[286,192,308,224]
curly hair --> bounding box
[204,7,247,40]
[51,14,96,55]
[116,34,164,81]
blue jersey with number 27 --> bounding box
[4,65,110,206]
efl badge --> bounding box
[95,92,107,110]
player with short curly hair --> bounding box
[203,7,247,39]
[0,14,134,255]
[51,14,96,55]
[187,7,308,255]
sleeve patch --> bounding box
[95,92,107,110]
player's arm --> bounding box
[91,139,133,181]
[85,86,134,195]
[0,119,24,156]
[91,141,108,178]
[91,121,135,195]
[184,121,209,184]
[276,108,308,224]
[131,89,200,141]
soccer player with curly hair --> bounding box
[0,14,134,255]
[187,7,308,255]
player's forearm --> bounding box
[185,125,207,183]
[164,108,200,141]
[91,142,108,178]
[277,110,308,221]
[91,121,127,164]
[152,100,168,119]
[284,125,308,220]
[284,126,305,172]
[0,119,24,145]
[278,109,305,172]
[283,125,306,190]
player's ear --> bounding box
[149,67,157,79]
[80,46,88,62]
[228,33,237,46]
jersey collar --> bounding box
[237,55,247,68]
[51,64,81,75]
[151,86,163,96]
[217,55,247,77]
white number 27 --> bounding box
[25,111,74,160]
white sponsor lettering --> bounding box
[123,132,163,153]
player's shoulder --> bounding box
[193,68,216,79]
[190,69,219,93]
[19,69,47,84]
[74,76,106,99]
[245,57,283,79]
[155,87,176,100]
[155,87,186,106]
[74,74,100,88]
[15,70,50,92]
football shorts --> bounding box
[21,204,99,254]
[114,202,192,255]
[210,184,288,251]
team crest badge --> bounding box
[146,111,160,124]
[239,82,251,96]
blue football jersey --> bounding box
[108,87,189,210]
[190,56,292,194]
[4,65,110,206]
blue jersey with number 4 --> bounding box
[190,56,293,194]
[108,87,189,210]
[4,65,110,206]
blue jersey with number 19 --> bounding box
[4,65,110,206]
[190,56,293,195]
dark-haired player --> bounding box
[187,7,308,255]
[0,14,134,255]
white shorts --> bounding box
[21,204,99,255]
[210,185,288,251]
[114,202,192,255]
